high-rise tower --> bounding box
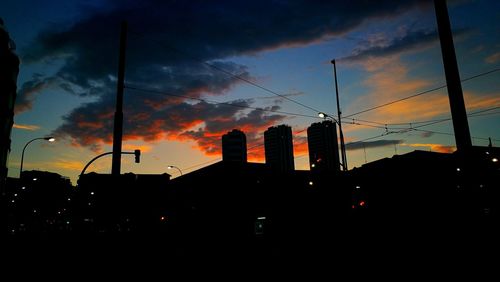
[222,129,247,163]
[264,125,294,171]
[307,120,340,172]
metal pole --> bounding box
[434,0,472,151]
[112,21,128,175]
[20,137,44,178]
[332,59,348,171]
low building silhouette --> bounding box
[6,170,73,234]
[74,172,171,234]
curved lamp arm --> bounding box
[20,137,55,177]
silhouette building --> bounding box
[0,19,20,193]
[307,120,340,172]
[222,129,247,163]
[264,125,294,171]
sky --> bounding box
[2,0,499,184]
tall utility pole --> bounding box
[434,0,472,151]
[112,21,127,175]
[332,59,348,171]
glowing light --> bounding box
[21,186,25,190]
[14,193,17,197]
[355,185,361,189]
[318,112,326,118]
[33,178,37,181]
[493,158,498,163]
[352,205,356,209]
[309,181,314,186]
[257,217,266,220]
[160,216,167,221]
[456,168,461,172]
[311,163,316,168]
[67,198,71,201]
[359,201,366,206]
[48,138,56,142]
[90,192,94,195]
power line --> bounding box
[125,85,321,119]
[128,30,324,115]
[343,68,500,118]
[126,84,406,136]
[180,158,221,173]
[128,84,499,144]
[346,104,500,128]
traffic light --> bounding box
[134,149,141,163]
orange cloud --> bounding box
[13,123,40,131]
[485,52,500,64]
[48,159,86,171]
[347,57,500,125]
[122,144,153,153]
[403,143,456,153]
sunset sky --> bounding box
[2,0,499,184]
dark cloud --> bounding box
[341,27,469,63]
[20,0,433,154]
[179,106,287,156]
[342,29,438,63]
[346,139,404,151]
[15,75,57,114]
[420,131,434,138]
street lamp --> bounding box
[20,136,55,177]
[331,59,348,171]
[167,165,183,176]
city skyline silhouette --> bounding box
[1,0,499,258]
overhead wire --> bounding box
[343,67,500,118]
[127,30,324,114]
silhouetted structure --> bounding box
[307,120,340,173]
[74,172,170,234]
[222,129,247,163]
[6,170,73,234]
[0,19,20,194]
[348,146,499,230]
[264,125,295,171]
[111,21,128,175]
[167,161,346,255]
[434,0,472,151]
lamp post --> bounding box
[318,112,348,171]
[167,165,182,176]
[331,59,348,171]
[20,136,55,178]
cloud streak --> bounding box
[346,139,404,151]
[13,123,40,131]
